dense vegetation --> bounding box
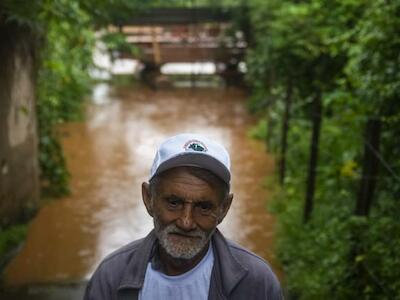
[1,0,145,197]
[246,0,400,299]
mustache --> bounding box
[163,224,206,239]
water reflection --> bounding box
[4,83,277,287]
[161,62,216,74]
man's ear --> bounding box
[217,193,233,224]
[142,182,154,217]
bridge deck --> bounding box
[112,7,246,65]
[121,44,245,63]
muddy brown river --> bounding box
[2,83,278,299]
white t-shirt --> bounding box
[138,244,214,300]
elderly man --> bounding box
[84,133,282,300]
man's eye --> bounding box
[196,202,213,213]
[166,198,182,209]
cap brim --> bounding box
[151,152,231,184]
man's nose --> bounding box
[177,204,196,231]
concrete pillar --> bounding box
[0,20,40,226]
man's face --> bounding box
[142,167,232,260]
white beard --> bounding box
[153,218,215,260]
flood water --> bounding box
[2,82,277,298]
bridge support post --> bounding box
[140,63,160,89]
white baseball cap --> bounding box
[150,133,231,184]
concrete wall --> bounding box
[0,20,40,226]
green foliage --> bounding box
[0,225,27,259]
[101,32,141,61]
[345,1,400,115]
[248,119,267,141]
[36,1,95,197]
[1,0,144,197]
[246,0,400,299]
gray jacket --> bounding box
[84,229,283,300]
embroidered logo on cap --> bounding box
[184,140,208,152]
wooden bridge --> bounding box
[110,7,247,71]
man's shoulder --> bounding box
[96,237,145,272]
[224,239,283,298]
[89,237,147,286]
[226,238,277,277]
[84,237,149,300]
[102,238,144,263]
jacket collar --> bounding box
[118,230,157,290]
[211,229,248,296]
[117,228,248,296]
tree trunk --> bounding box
[279,79,293,185]
[303,93,322,223]
[265,111,273,151]
[355,119,381,216]
[349,119,382,295]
